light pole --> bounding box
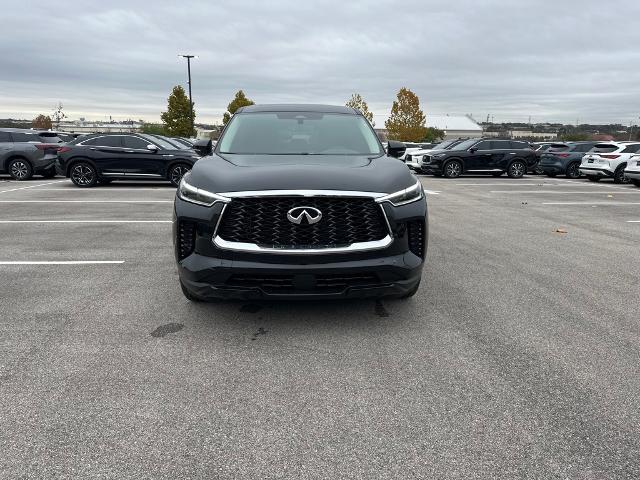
[178,54,197,135]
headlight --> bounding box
[177,172,230,207]
[376,179,423,206]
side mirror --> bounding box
[193,139,213,157]
[469,147,477,153]
[146,144,159,152]
[387,140,406,159]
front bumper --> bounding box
[579,166,614,177]
[33,154,57,173]
[179,252,423,300]
[174,193,427,300]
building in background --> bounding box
[375,114,482,141]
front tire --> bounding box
[613,166,628,184]
[507,160,526,178]
[443,160,462,178]
[565,162,580,179]
[70,162,98,188]
[169,164,191,187]
[8,158,33,181]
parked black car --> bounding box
[0,128,62,180]
[174,104,427,301]
[56,133,200,187]
[420,138,537,178]
[538,142,597,178]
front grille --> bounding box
[217,197,388,248]
[177,220,196,259]
[225,273,380,294]
[407,220,425,258]
[405,155,412,162]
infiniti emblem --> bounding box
[287,206,322,225]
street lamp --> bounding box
[178,54,197,134]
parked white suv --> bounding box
[579,142,640,183]
[624,153,640,187]
[405,139,467,173]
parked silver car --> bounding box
[0,128,62,180]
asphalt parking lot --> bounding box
[1,174,639,479]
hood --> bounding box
[189,153,416,194]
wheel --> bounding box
[169,164,191,187]
[546,173,557,178]
[613,166,628,184]
[70,162,98,188]
[491,171,503,177]
[180,280,203,302]
[443,160,462,178]
[507,160,526,178]
[565,162,580,179]
[631,179,640,187]
[399,280,421,299]
[8,158,33,181]
[40,167,57,179]
[586,176,601,182]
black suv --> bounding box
[0,128,62,180]
[56,133,199,187]
[538,142,597,178]
[421,138,537,178]
[174,104,427,301]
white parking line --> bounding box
[0,261,124,265]
[0,200,172,203]
[0,180,67,194]
[0,220,172,223]
[543,202,640,205]
[28,188,175,191]
[422,189,440,195]
[627,220,640,223]
[491,191,640,194]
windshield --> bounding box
[433,139,458,150]
[450,139,479,151]
[218,112,383,155]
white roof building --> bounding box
[426,115,483,139]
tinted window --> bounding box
[158,136,189,149]
[510,141,529,149]
[82,136,122,147]
[548,144,570,152]
[218,112,382,155]
[475,141,492,150]
[12,132,40,143]
[0,131,11,142]
[571,143,593,153]
[621,144,640,154]
[450,139,481,150]
[123,136,150,149]
[592,144,618,153]
[491,140,511,149]
[38,132,62,143]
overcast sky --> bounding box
[1,0,639,125]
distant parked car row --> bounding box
[1,127,212,187]
[403,138,537,178]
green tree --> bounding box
[222,90,255,125]
[161,85,195,137]
[32,114,52,130]
[423,127,444,142]
[346,93,375,126]
[385,88,427,142]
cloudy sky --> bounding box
[1,0,639,125]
